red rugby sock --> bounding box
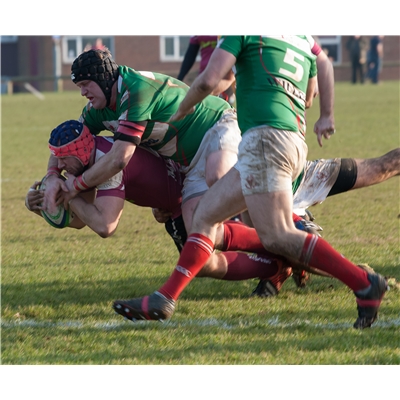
[300,234,370,292]
[222,251,281,280]
[158,233,214,301]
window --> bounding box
[61,36,114,63]
[316,36,342,65]
[1,36,17,43]
[160,36,192,61]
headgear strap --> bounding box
[71,49,119,107]
[49,120,95,166]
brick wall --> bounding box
[6,35,400,94]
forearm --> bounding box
[69,197,117,237]
[316,56,334,117]
[67,189,96,229]
[82,140,136,188]
[182,49,236,111]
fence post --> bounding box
[57,78,63,92]
[53,36,62,92]
[7,80,13,95]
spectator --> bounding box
[177,36,236,103]
[367,36,384,84]
[346,36,368,84]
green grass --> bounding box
[1,82,400,368]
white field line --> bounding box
[2,316,400,330]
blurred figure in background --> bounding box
[84,38,106,52]
[177,36,236,104]
[346,35,368,84]
[92,38,106,50]
[367,36,384,84]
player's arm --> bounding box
[68,194,125,238]
[62,121,147,208]
[41,155,69,211]
[177,42,200,81]
[305,76,318,109]
[210,68,236,96]
[25,181,44,216]
[313,50,335,144]
[170,48,237,122]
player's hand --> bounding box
[313,115,335,147]
[25,181,44,212]
[62,172,80,209]
[152,208,172,223]
[169,106,196,122]
[42,175,68,212]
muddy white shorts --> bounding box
[235,125,308,196]
[181,109,241,204]
[293,158,341,216]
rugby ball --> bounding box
[39,176,73,229]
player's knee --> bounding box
[196,255,225,279]
[259,230,296,256]
[196,260,214,277]
[261,238,284,255]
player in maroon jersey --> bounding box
[26,119,293,285]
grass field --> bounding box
[1,81,399,388]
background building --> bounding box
[1,35,399,93]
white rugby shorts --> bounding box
[235,125,308,195]
[293,158,341,216]
[181,109,241,204]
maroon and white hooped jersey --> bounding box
[94,136,184,219]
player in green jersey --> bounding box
[43,48,241,238]
[42,49,293,291]
[113,36,388,329]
